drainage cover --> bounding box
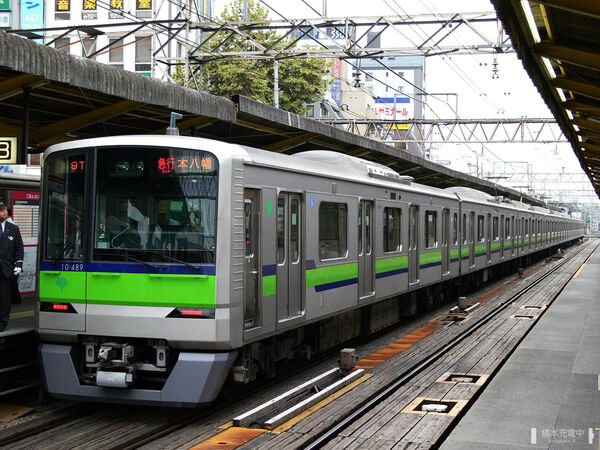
[445,373,479,383]
[402,397,467,416]
[415,399,457,414]
[521,304,546,310]
[510,314,535,320]
[421,403,448,413]
[436,372,489,385]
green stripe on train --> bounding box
[39,271,216,308]
[461,247,469,257]
[450,249,459,259]
[376,255,408,274]
[306,262,358,288]
[263,275,276,297]
[475,244,487,255]
[420,251,442,265]
[491,242,501,252]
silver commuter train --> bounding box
[37,135,584,406]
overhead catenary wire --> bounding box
[42,0,519,169]
[377,0,519,170]
[282,0,509,167]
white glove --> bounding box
[13,267,22,276]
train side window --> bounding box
[493,216,499,240]
[505,217,510,238]
[462,214,468,245]
[277,197,285,264]
[452,213,458,246]
[383,207,401,252]
[365,203,372,255]
[425,211,437,248]
[45,153,87,261]
[290,198,300,263]
[319,202,348,260]
[477,215,485,242]
[245,199,253,257]
[358,203,362,256]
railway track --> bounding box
[0,242,589,449]
[0,314,419,449]
[303,240,596,449]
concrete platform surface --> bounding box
[0,297,35,337]
[441,245,600,450]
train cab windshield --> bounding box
[44,147,218,266]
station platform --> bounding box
[441,246,600,449]
[1,297,35,338]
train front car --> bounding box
[37,136,241,406]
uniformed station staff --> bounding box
[0,202,23,331]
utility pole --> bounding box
[183,0,191,88]
[243,0,248,20]
[273,60,279,108]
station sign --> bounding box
[0,0,9,11]
[0,137,18,164]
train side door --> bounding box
[276,193,303,321]
[243,189,260,329]
[442,208,450,274]
[358,200,374,299]
[408,205,419,284]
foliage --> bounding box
[174,0,331,114]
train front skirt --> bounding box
[39,343,238,407]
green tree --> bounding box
[176,0,331,114]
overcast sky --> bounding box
[212,0,597,204]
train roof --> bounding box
[43,136,580,220]
[243,147,460,200]
[443,186,495,202]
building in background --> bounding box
[360,55,425,121]
[3,0,213,81]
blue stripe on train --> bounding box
[40,261,216,275]
[375,267,408,279]
[314,277,358,292]
[262,264,276,276]
[420,261,442,269]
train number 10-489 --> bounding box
[60,263,85,271]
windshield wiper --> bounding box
[51,234,76,266]
[148,251,201,271]
[100,252,159,270]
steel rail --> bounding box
[304,240,594,449]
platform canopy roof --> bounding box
[0,30,546,205]
[492,0,600,200]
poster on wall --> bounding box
[11,190,39,295]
